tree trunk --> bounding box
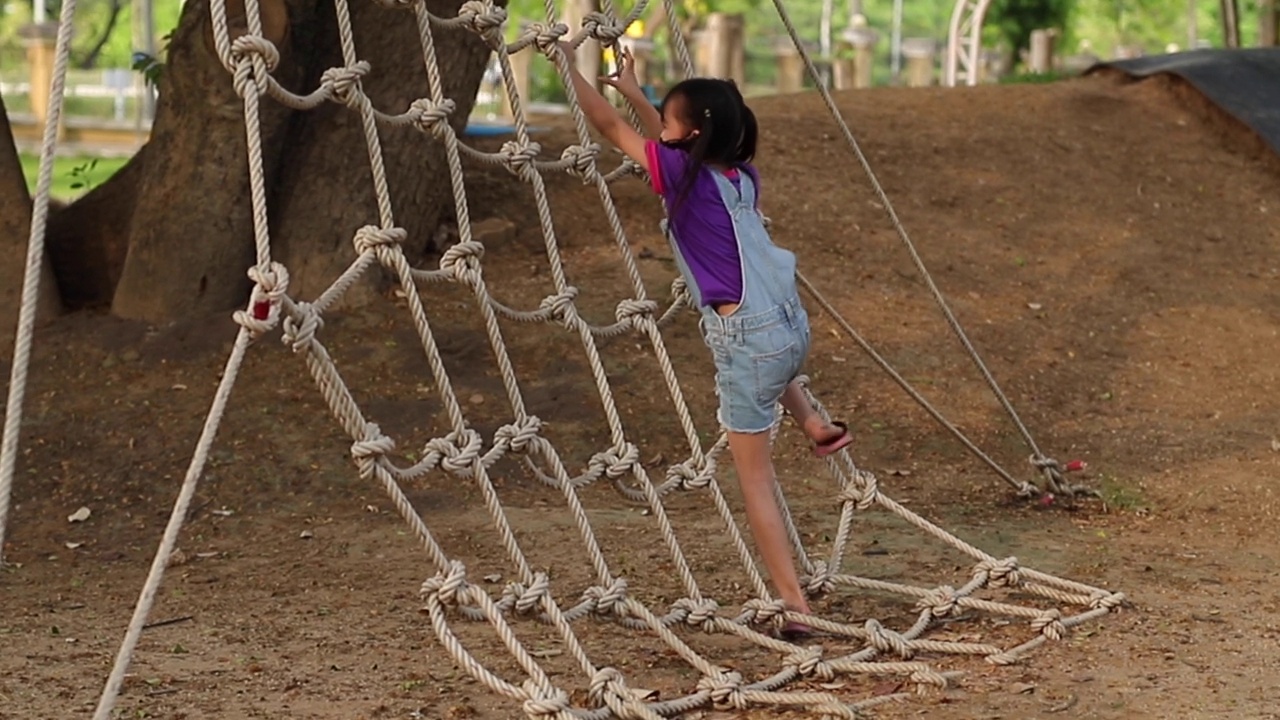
[1261,0,1279,46]
[0,92,62,356]
[270,0,495,304]
[109,0,303,322]
[45,0,494,326]
[44,147,146,309]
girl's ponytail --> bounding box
[737,103,758,165]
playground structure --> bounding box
[0,0,1150,717]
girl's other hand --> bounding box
[600,49,640,92]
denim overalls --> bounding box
[665,168,812,434]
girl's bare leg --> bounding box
[726,429,811,615]
[779,379,846,442]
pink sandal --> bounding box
[814,422,852,457]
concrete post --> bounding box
[704,13,745,85]
[1028,28,1058,74]
[832,55,856,89]
[21,23,60,131]
[842,15,879,89]
[774,39,807,94]
[901,37,936,87]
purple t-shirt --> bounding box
[645,141,759,307]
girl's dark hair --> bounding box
[659,78,758,214]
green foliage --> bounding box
[19,152,128,201]
[999,69,1072,83]
[68,157,100,190]
[988,0,1075,61]
[132,52,165,87]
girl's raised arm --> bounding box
[556,44,651,173]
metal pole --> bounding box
[820,0,833,87]
[34,0,47,24]
[142,0,155,120]
[891,0,903,81]
[1188,0,1198,47]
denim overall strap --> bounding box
[700,169,801,334]
[659,214,707,309]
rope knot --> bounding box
[589,442,639,480]
[581,578,628,616]
[439,240,485,284]
[321,62,370,107]
[587,667,627,705]
[495,416,543,454]
[974,557,1021,588]
[350,422,396,479]
[801,560,835,595]
[538,286,580,328]
[280,300,324,353]
[673,597,719,630]
[837,478,877,510]
[409,97,457,139]
[234,262,290,336]
[229,34,280,72]
[501,572,549,615]
[458,0,508,44]
[909,667,950,693]
[520,680,572,718]
[353,225,407,255]
[615,298,657,330]
[1030,454,1060,471]
[916,585,960,619]
[1089,591,1125,611]
[669,276,691,306]
[420,560,468,606]
[784,647,832,680]
[740,597,787,626]
[560,143,600,181]
[524,22,569,53]
[620,156,647,180]
[864,618,914,659]
[228,36,279,97]
[1031,609,1067,640]
[424,428,485,475]
[583,11,625,44]
[666,456,715,491]
[696,671,745,709]
[499,139,541,180]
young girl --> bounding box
[559,48,852,637]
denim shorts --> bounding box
[700,296,811,434]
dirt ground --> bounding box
[3,71,1280,720]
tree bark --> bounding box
[0,92,62,355]
[67,0,496,324]
[108,0,302,323]
[1261,0,1279,46]
[270,0,494,304]
[44,147,146,309]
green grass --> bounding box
[19,152,129,202]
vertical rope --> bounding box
[0,0,78,566]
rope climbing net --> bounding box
[0,0,1128,717]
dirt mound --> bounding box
[3,74,1279,719]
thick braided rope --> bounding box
[0,0,78,567]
